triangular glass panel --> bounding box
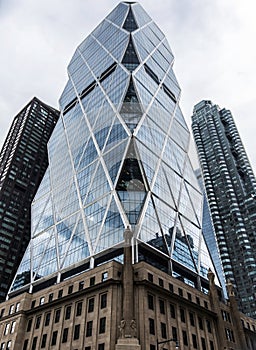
[85,162,111,206]
[122,35,139,72]
[162,138,186,174]
[33,168,51,202]
[138,196,169,254]
[95,196,125,253]
[136,141,159,186]
[151,163,175,208]
[153,196,176,250]
[137,116,166,157]
[120,77,142,131]
[123,7,138,32]
[11,242,32,291]
[183,155,201,192]
[116,140,147,225]
[178,181,199,225]
[103,139,129,185]
[77,161,98,203]
[84,194,111,249]
[35,229,58,280]
[171,218,198,273]
[104,119,128,153]
[106,2,129,27]
[77,137,98,171]
[57,216,77,263]
[62,216,90,268]
[32,194,54,237]
[32,229,55,278]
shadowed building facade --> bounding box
[0,98,59,302]
[192,100,256,318]
[0,3,255,350]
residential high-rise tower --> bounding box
[0,97,59,301]
[192,100,256,318]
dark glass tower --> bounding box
[0,97,59,301]
[10,3,220,298]
[192,100,256,318]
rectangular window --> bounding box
[99,317,106,334]
[79,281,84,291]
[182,330,188,346]
[62,328,69,343]
[86,321,93,337]
[172,327,177,341]
[23,340,28,350]
[68,285,73,294]
[159,299,165,314]
[10,321,16,333]
[196,297,200,305]
[159,278,164,287]
[41,334,47,348]
[35,315,41,329]
[76,301,83,316]
[88,298,94,313]
[169,283,173,293]
[204,301,208,309]
[148,273,153,282]
[51,331,58,346]
[58,289,63,298]
[9,305,14,315]
[44,312,51,326]
[201,337,206,350]
[0,343,5,350]
[206,319,212,333]
[98,344,105,350]
[32,337,37,350]
[148,294,154,310]
[39,297,45,305]
[149,318,155,335]
[198,316,204,330]
[178,288,183,297]
[192,334,198,349]
[210,341,215,350]
[189,312,195,326]
[100,294,107,309]
[6,341,11,350]
[65,305,71,320]
[4,324,10,335]
[48,293,53,302]
[161,322,167,339]
[170,304,176,318]
[26,319,32,332]
[90,277,95,286]
[187,292,192,301]
[31,300,36,309]
[150,346,156,350]
[180,307,186,323]
[15,303,20,312]
[0,309,4,318]
[55,309,61,323]
[85,347,91,350]
[102,272,108,281]
[73,324,80,340]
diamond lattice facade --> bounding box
[192,100,256,318]
[10,2,219,298]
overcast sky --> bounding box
[0,0,255,172]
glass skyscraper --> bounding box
[192,100,256,318]
[0,97,59,301]
[9,2,219,298]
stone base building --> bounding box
[0,256,255,350]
